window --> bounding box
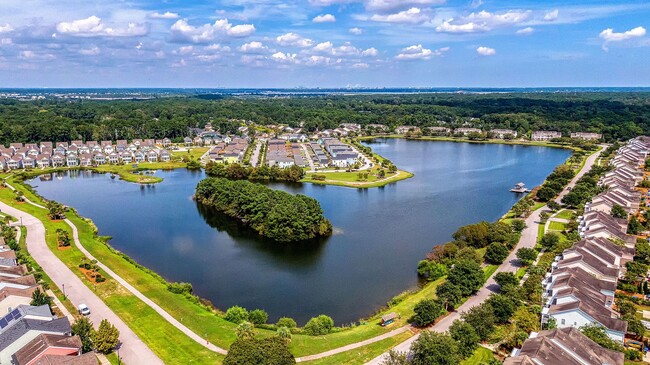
[561,319,566,325]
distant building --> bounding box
[571,132,602,140]
[454,128,482,136]
[490,129,518,139]
[427,127,451,135]
[394,126,420,135]
[531,131,562,141]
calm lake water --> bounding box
[30,139,570,324]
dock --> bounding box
[510,182,530,193]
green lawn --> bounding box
[483,265,498,281]
[554,209,575,220]
[537,223,546,242]
[461,347,496,365]
[301,331,413,365]
[548,221,567,231]
[302,169,413,188]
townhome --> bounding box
[119,152,133,164]
[51,154,65,167]
[146,150,159,162]
[7,156,22,170]
[183,137,192,146]
[93,153,106,165]
[552,246,621,281]
[505,327,624,365]
[108,152,119,164]
[531,131,562,141]
[159,150,171,162]
[490,129,517,139]
[134,151,145,163]
[65,154,78,167]
[394,126,420,134]
[162,138,172,147]
[454,127,482,136]
[0,156,7,170]
[0,305,72,364]
[544,266,617,307]
[427,127,451,135]
[571,132,602,140]
[39,142,53,151]
[10,333,97,365]
[21,157,35,169]
[79,154,92,167]
[69,140,83,148]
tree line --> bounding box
[205,162,305,182]
[195,178,333,242]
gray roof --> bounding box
[0,317,71,352]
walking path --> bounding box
[0,201,164,365]
[365,146,604,365]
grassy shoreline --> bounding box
[357,134,581,150]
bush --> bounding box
[225,306,249,324]
[224,338,295,365]
[248,309,269,325]
[417,260,447,281]
[276,317,297,329]
[484,243,509,264]
[303,315,334,335]
[167,282,193,295]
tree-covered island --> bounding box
[195,177,333,242]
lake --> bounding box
[29,139,571,325]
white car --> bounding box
[78,303,90,316]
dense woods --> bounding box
[195,178,332,242]
[1,92,650,144]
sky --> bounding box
[0,0,649,88]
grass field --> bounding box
[461,347,496,365]
[555,209,575,220]
[303,169,413,188]
[301,331,413,365]
[548,221,567,231]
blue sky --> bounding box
[0,0,648,87]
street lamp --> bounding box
[62,284,66,299]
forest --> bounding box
[1,92,650,144]
[194,177,333,242]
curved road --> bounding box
[0,201,164,365]
[365,146,605,364]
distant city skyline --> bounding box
[1,0,649,87]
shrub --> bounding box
[276,317,297,329]
[167,282,193,295]
[224,338,295,365]
[225,306,249,324]
[249,309,269,325]
[303,315,334,335]
[417,260,447,281]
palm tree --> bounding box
[235,321,255,341]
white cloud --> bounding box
[170,18,255,43]
[370,7,429,24]
[351,62,369,69]
[239,41,268,53]
[79,46,100,56]
[19,50,55,60]
[176,45,194,54]
[476,46,496,56]
[205,43,231,52]
[0,24,13,33]
[543,9,559,21]
[516,27,534,35]
[313,14,336,23]
[436,10,531,34]
[271,51,299,64]
[469,0,483,9]
[56,16,148,37]
[395,44,449,60]
[305,55,334,66]
[149,12,180,20]
[313,41,334,53]
[361,47,378,56]
[599,26,646,50]
[364,0,445,13]
[276,33,313,47]
[349,27,363,35]
[0,38,12,45]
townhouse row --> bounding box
[0,236,95,364]
[0,139,172,170]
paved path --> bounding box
[64,219,228,355]
[250,140,263,167]
[0,201,164,365]
[366,146,605,364]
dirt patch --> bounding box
[57,245,71,251]
[79,268,104,284]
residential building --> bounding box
[571,132,602,140]
[531,131,562,141]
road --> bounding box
[250,140,264,167]
[0,201,164,365]
[366,146,604,364]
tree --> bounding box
[454,247,483,265]
[417,260,447,281]
[412,298,446,327]
[436,281,463,310]
[611,204,627,219]
[448,320,479,358]
[547,201,561,211]
[248,309,268,325]
[303,315,334,335]
[511,219,526,232]
[628,215,643,235]
[540,232,561,251]
[625,261,648,282]
[494,272,519,288]
[485,243,509,264]
[47,201,66,220]
[411,331,462,365]
[93,319,120,354]
[224,338,295,365]
[30,288,52,310]
[462,303,496,340]
[536,186,557,202]
[276,317,297,329]
[486,294,516,324]
[71,317,95,353]
[627,319,646,338]
[452,222,490,248]
[634,241,650,264]
[516,248,538,266]
[448,259,484,296]
[511,307,540,333]
[236,321,256,340]
[580,324,624,352]
[225,306,249,324]
[616,298,636,318]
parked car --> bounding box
[78,303,90,316]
